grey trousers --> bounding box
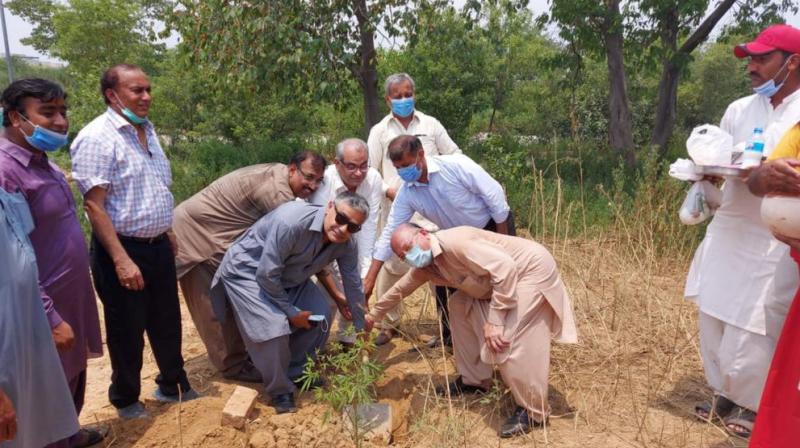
[232,280,331,396]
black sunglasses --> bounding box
[334,205,362,233]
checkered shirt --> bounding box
[71,108,173,238]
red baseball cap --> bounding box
[734,24,800,58]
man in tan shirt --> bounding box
[173,151,327,382]
[365,224,577,438]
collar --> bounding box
[325,165,348,194]
[779,88,800,107]
[105,107,151,131]
[310,204,327,233]
[429,233,443,259]
[0,136,43,168]
[388,110,422,128]
[407,156,441,187]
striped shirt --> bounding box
[71,108,173,237]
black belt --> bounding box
[117,232,168,244]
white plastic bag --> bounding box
[686,124,734,166]
[679,180,722,225]
[669,158,702,181]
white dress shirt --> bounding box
[372,154,510,262]
[685,89,800,334]
[308,164,384,277]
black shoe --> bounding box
[435,376,488,397]
[500,406,541,438]
[271,393,297,414]
[425,335,452,349]
[224,362,263,383]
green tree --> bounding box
[170,0,437,134]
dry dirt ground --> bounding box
[78,238,749,448]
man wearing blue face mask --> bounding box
[0,79,105,447]
[364,223,577,438]
[363,135,514,343]
[71,64,198,420]
[367,73,463,346]
[684,24,800,439]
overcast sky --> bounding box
[2,0,799,63]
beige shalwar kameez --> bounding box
[369,227,578,420]
[173,163,295,375]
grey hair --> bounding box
[334,191,370,217]
[384,73,415,97]
[335,138,368,160]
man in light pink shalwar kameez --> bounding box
[365,224,577,438]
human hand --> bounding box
[52,320,75,352]
[115,256,144,290]
[0,390,16,442]
[289,311,312,330]
[364,314,375,333]
[335,296,352,321]
[363,275,375,304]
[385,186,397,201]
[483,323,510,353]
[757,159,800,195]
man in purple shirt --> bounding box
[0,79,104,447]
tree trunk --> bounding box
[354,0,381,134]
[650,0,736,154]
[603,0,636,167]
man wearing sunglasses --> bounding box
[308,138,384,346]
[210,192,369,414]
[172,151,326,383]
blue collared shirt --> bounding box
[373,154,510,261]
[70,108,173,237]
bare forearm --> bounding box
[316,269,344,302]
[494,220,510,235]
[85,201,129,263]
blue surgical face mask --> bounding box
[113,91,148,125]
[397,153,422,182]
[391,97,415,118]
[753,57,793,98]
[21,115,68,152]
[404,244,433,268]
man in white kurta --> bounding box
[308,139,384,344]
[685,25,800,429]
[367,73,462,345]
[366,224,577,438]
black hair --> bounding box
[100,63,144,105]
[288,150,327,172]
[1,78,67,128]
[387,135,422,162]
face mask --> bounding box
[21,115,68,152]
[397,162,422,183]
[404,244,433,268]
[391,97,415,118]
[753,57,794,98]
[113,91,148,125]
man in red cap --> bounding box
[685,23,800,440]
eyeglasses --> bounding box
[334,205,362,233]
[298,167,324,186]
[341,161,369,173]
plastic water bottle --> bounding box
[741,127,765,168]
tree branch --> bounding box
[679,0,736,54]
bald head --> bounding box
[391,223,423,259]
[334,137,369,190]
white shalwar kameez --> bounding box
[685,89,800,411]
